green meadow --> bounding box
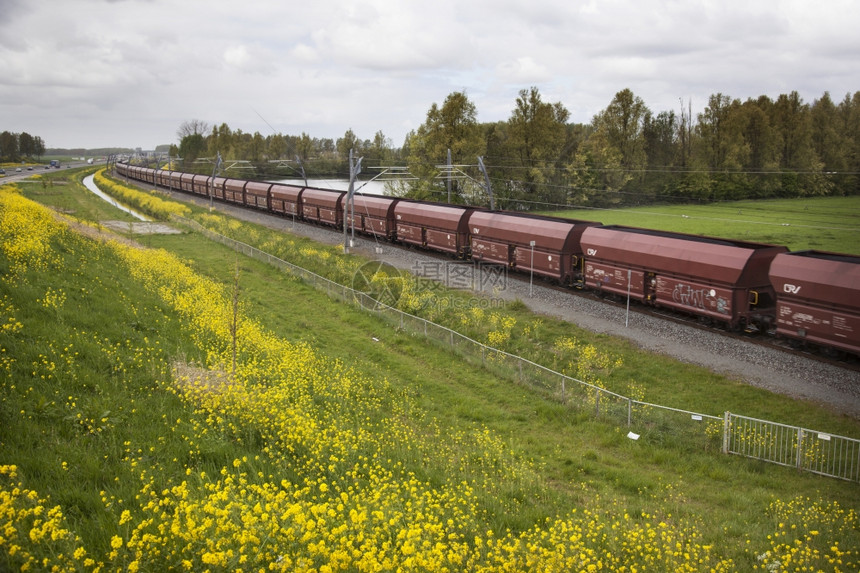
[542,196,860,255]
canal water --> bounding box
[270,178,388,196]
[83,174,150,221]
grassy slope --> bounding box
[5,170,859,569]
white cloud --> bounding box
[0,0,857,150]
[496,57,551,85]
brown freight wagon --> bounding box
[166,171,184,192]
[209,177,228,201]
[347,194,398,240]
[769,251,860,355]
[580,226,788,330]
[191,175,227,199]
[190,174,207,195]
[469,211,600,285]
[223,179,247,204]
[179,173,198,194]
[243,181,274,211]
[302,188,345,227]
[156,169,174,190]
[138,167,156,185]
[269,184,304,217]
[393,201,474,257]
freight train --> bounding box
[115,162,860,358]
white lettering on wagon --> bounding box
[586,248,598,256]
[783,283,802,294]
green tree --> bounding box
[571,89,649,204]
[772,91,811,169]
[642,110,678,200]
[677,98,694,170]
[177,119,210,141]
[247,132,266,163]
[296,133,314,162]
[267,133,288,160]
[696,93,746,171]
[810,92,845,171]
[643,110,677,169]
[771,91,830,196]
[18,132,35,158]
[737,97,781,197]
[0,131,18,162]
[837,92,860,194]
[810,92,847,195]
[176,120,210,166]
[33,136,45,159]
[178,133,206,164]
[568,125,627,206]
[336,128,361,158]
[406,91,485,202]
[740,97,780,171]
[504,86,570,203]
[364,130,393,165]
[208,123,233,157]
[693,93,750,199]
[596,88,649,174]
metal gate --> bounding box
[723,412,860,482]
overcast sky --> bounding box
[2,0,858,151]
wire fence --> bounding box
[173,215,860,483]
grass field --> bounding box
[542,196,860,255]
[1,170,858,571]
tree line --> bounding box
[172,87,860,209]
[0,131,47,163]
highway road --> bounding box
[0,161,96,184]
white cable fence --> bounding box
[173,216,860,483]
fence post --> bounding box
[595,388,600,418]
[722,411,731,454]
[627,398,632,427]
[796,428,804,471]
[561,375,566,404]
